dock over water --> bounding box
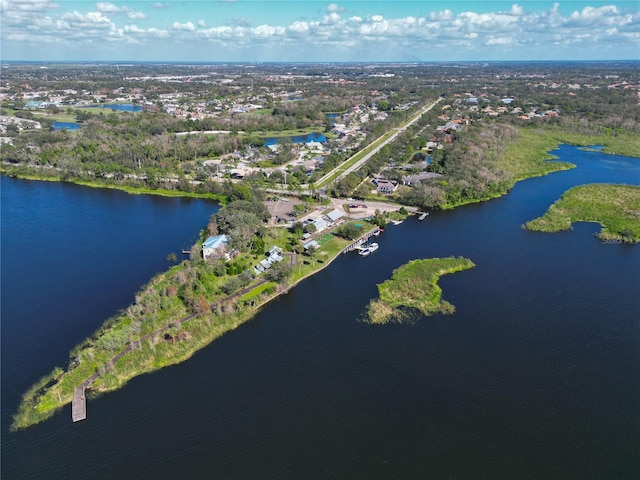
[72,386,86,422]
[341,228,380,254]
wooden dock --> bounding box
[342,228,380,254]
[72,386,87,422]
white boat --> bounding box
[359,242,379,256]
[391,220,403,225]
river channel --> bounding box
[1,144,639,479]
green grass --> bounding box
[30,111,79,122]
[495,127,640,184]
[494,128,576,182]
[315,233,334,245]
[366,257,475,324]
[524,184,640,243]
[240,281,276,301]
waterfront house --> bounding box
[374,178,399,195]
[202,234,228,260]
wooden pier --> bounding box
[72,386,87,422]
[342,228,380,254]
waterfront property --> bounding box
[202,234,228,260]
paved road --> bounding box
[316,97,443,187]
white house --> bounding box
[202,234,228,260]
[312,217,330,233]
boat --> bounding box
[359,242,379,256]
[372,229,381,236]
[391,220,403,225]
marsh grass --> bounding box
[366,257,475,324]
[524,184,640,243]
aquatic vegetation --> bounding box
[524,184,640,243]
[366,257,475,324]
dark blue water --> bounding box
[52,121,80,130]
[264,132,326,146]
[86,104,142,112]
[0,179,217,441]
[2,146,639,479]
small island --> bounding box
[524,184,640,243]
[366,257,475,324]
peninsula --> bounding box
[524,184,640,243]
[6,61,640,430]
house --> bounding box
[312,217,330,233]
[402,172,441,186]
[303,240,320,251]
[202,234,228,260]
[266,246,284,263]
[375,179,398,195]
[259,259,272,270]
[325,208,344,223]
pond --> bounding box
[86,103,142,112]
[263,132,326,146]
[52,121,80,130]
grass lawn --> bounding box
[316,233,334,245]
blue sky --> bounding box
[1,1,639,62]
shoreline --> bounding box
[9,216,363,431]
[11,134,636,430]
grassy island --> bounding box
[366,257,475,324]
[524,184,640,243]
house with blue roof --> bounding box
[202,234,228,260]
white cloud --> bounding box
[152,2,170,8]
[95,2,146,20]
[510,4,524,16]
[289,21,310,34]
[173,21,196,31]
[1,1,638,61]
[486,37,513,45]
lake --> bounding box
[52,121,80,130]
[1,145,639,479]
[86,103,142,112]
[264,132,327,146]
